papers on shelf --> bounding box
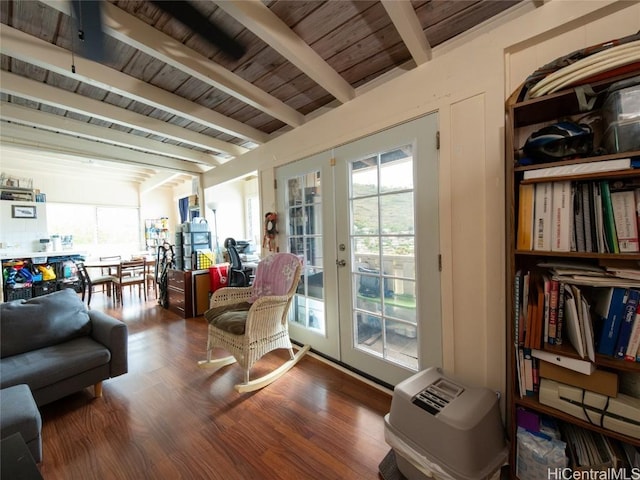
[538,260,640,288]
[523,158,633,180]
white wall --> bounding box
[0,167,140,206]
[0,201,48,253]
[204,180,246,250]
[201,0,639,398]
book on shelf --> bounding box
[592,286,629,357]
[522,157,633,180]
[592,182,606,253]
[611,189,640,252]
[564,285,587,359]
[533,182,553,251]
[625,303,640,362]
[600,181,620,254]
[547,279,560,344]
[552,180,572,252]
[517,183,535,250]
[615,289,640,359]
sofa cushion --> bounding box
[0,337,111,391]
[0,289,91,358]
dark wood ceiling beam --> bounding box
[40,0,306,128]
[213,0,355,104]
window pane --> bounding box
[97,207,140,253]
[380,192,413,234]
[47,204,96,250]
[288,178,302,206]
[352,197,378,235]
[382,238,415,279]
[352,156,378,197]
[380,147,413,193]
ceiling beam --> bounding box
[0,146,155,182]
[381,0,432,65]
[41,0,306,128]
[0,25,265,146]
[213,0,355,104]
[0,71,239,155]
[1,122,206,174]
[140,171,185,194]
[0,102,222,166]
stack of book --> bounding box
[517,171,640,254]
[514,266,640,398]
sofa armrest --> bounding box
[89,311,128,378]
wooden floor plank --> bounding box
[36,293,392,479]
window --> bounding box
[47,203,141,256]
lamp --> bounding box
[207,202,220,259]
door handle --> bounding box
[336,259,346,267]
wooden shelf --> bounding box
[506,68,640,477]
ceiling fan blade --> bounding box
[150,1,246,61]
[70,0,107,62]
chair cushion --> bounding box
[249,253,301,302]
[204,302,252,335]
[209,310,248,335]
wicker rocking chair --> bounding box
[198,252,309,392]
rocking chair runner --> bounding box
[198,252,309,392]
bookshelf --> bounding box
[506,70,640,477]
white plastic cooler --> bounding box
[384,367,508,480]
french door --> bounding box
[277,152,340,359]
[277,113,441,385]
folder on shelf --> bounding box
[592,286,628,357]
[611,189,639,253]
[517,183,535,250]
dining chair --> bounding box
[114,259,147,305]
[145,258,158,298]
[98,255,122,295]
[76,262,118,306]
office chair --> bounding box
[224,237,252,287]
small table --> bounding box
[1,433,43,480]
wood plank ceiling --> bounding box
[0,0,521,189]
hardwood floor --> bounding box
[37,289,393,479]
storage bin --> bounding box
[384,367,507,480]
[601,80,640,154]
[602,119,640,154]
[33,281,56,297]
[182,232,210,245]
[5,286,33,301]
[183,220,209,232]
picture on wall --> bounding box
[12,205,37,219]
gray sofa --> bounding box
[0,288,128,406]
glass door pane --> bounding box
[351,147,418,370]
[287,171,325,333]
